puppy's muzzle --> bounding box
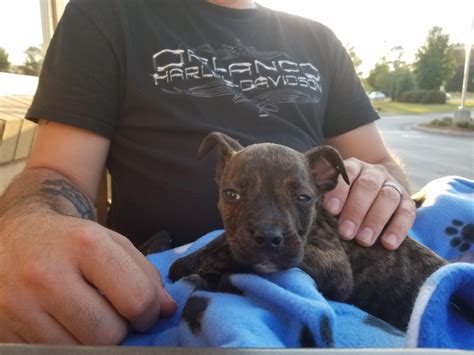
[251,225,284,249]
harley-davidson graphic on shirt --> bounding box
[151,40,323,117]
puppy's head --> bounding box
[198,132,349,273]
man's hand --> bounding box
[323,157,416,250]
[0,213,177,344]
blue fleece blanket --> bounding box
[122,176,474,349]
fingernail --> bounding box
[162,288,177,305]
[159,288,178,317]
[383,234,398,249]
[339,220,355,239]
[326,197,341,214]
[358,227,374,246]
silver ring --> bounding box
[382,181,403,198]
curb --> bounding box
[414,124,474,137]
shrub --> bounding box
[397,90,447,104]
[390,68,417,101]
[397,90,422,103]
[427,117,474,131]
[429,119,449,127]
[455,121,474,130]
[441,117,453,124]
[396,91,409,102]
[421,90,447,104]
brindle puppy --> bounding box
[169,132,447,330]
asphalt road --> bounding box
[376,113,474,192]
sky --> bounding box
[0,1,43,63]
[0,0,473,75]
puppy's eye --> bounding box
[296,194,312,203]
[223,189,241,201]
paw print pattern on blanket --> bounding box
[181,296,209,335]
[299,316,334,348]
[445,220,474,252]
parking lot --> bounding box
[377,113,474,192]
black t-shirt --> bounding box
[26,0,379,246]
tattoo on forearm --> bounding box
[40,179,95,220]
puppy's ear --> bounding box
[197,132,243,160]
[197,132,243,178]
[305,146,350,194]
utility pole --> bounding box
[454,16,474,123]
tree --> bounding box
[367,59,391,94]
[0,47,11,73]
[446,64,474,92]
[345,43,362,75]
[367,48,417,100]
[451,42,473,65]
[414,26,456,90]
[446,44,474,92]
[385,46,417,99]
[387,45,406,71]
[19,46,44,76]
[390,67,417,101]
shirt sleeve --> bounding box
[322,29,380,138]
[26,2,121,138]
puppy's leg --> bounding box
[169,234,241,282]
[343,237,447,330]
[298,208,354,300]
[301,220,354,301]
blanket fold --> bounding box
[122,176,474,349]
[406,263,474,349]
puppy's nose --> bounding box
[253,227,283,248]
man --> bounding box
[0,0,415,345]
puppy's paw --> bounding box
[320,278,353,302]
[215,274,244,295]
[169,256,197,282]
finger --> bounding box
[108,231,177,317]
[337,168,385,240]
[0,281,80,344]
[324,159,361,215]
[22,259,127,345]
[46,275,128,344]
[17,311,80,344]
[354,184,402,247]
[0,295,79,344]
[0,328,27,343]
[380,197,416,250]
[74,229,162,332]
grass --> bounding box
[371,90,474,133]
[371,98,474,115]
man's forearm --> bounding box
[0,167,96,221]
